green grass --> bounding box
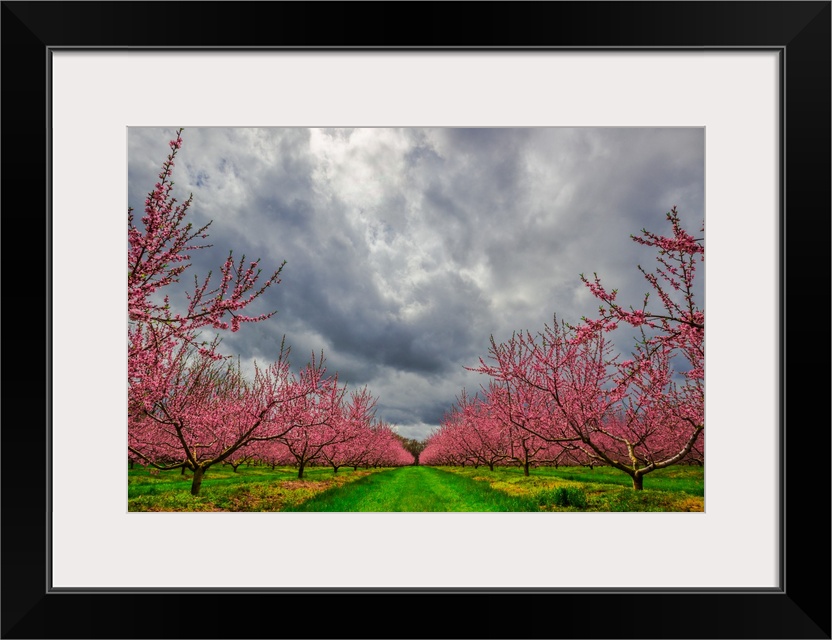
[127,463,704,512]
[283,466,540,512]
[127,464,386,512]
[441,465,704,512]
[453,464,704,494]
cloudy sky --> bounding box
[128,127,704,441]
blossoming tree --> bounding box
[128,129,287,493]
[128,339,321,495]
[467,208,704,489]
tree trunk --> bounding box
[333,466,339,473]
[181,466,187,475]
[523,462,530,477]
[632,474,644,491]
[353,466,358,471]
[129,460,134,470]
[191,466,206,496]
[298,463,305,479]
[489,463,494,471]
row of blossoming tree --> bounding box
[128,129,412,496]
[421,207,704,490]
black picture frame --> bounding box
[2,2,829,638]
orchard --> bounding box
[128,130,702,511]
[128,130,414,496]
[423,207,704,491]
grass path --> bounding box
[128,464,704,512]
[284,466,535,512]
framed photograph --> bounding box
[3,1,829,638]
